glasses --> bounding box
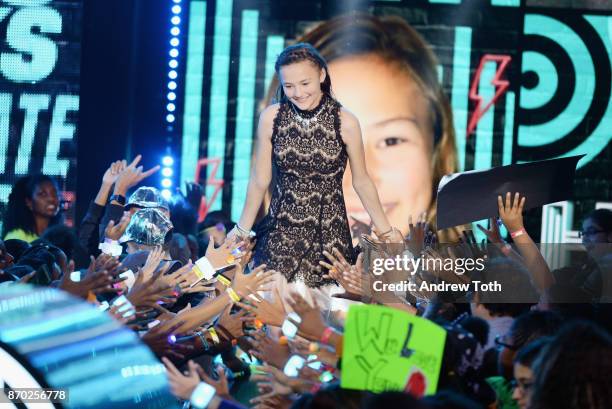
[494,334,519,350]
[510,379,534,392]
[578,229,605,238]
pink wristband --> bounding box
[510,228,526,238]
[321,327,335,345]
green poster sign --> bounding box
[341,305,446,396]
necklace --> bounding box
[290,95,325,128]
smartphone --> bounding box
[189,382,216,409]
[70,270,81,282]
[283,355,306,377]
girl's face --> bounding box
[279,60,325,111]
[511,362,534,409]
[329,54,434,236]
[26,181,59,219]
[581,217,610,247]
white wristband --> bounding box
[193,257,215,281]
[98,240,122,257]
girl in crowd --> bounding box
[2,174,61,243]
[231,43,402,296]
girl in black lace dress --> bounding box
[230,43,402,296]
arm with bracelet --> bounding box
[498,192,554,292]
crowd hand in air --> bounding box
[216,304,254,340]
[194,363,232,400]
[113,155,160,197]
[477,217,505,245]
[320,250,366,302]
[176,182,204,212]
[235,287,286,327]
[104,211,132,241]
[59,258,123,299]
[126,265,176,308]
[407,212,431,257]
[247,329,291,369]
[286,292,328,342]
[102,159,126,185]
[205,237,245,270]
[142,320,193,361]
[108,302,136,325]
[498,192,526,233]
[162,358,202,400]
[231,263,276,299]
[250,365,295,407]
[251,395,293,409]
[160,260,215,295]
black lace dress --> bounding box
[253,94,355,288]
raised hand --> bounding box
[407,212,428,256]
[232,263,276,297]
[286,292,326,341]
[59,258,119,298]
[102,160,127,186]
[216,305,252,340]
[143,321,192,360]
[140,246,165,280]
[236,287,286,327]
[104,212,132,241]
[477,217,504,244]
[247,330,291,369]
[113,155,160,197]
[194,363,231,398]
[499,192,526,233]
[126,267,176,308]
[205,237,244,269]
[162,358,200,400]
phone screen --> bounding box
[283,355,306,377]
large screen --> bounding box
[173,0,611,242]
[0,0,81,228]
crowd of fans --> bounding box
[0,156,611,409]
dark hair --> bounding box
[15,243,57,273]
[362,391,423,409]
[3,239,30,261]
[530,321,612,409]
[41,225,79,260]
[508,310,563,350]
[422,390,482,409]
[585,208,612,233]
[513,337,551,368]
[274,42,332,103]
[2,174,61,237]
[290,384,366,409]
[169,196,199,236]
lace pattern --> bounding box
[254,94,355,288]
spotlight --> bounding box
[166,114,175,123]
[162,178,173,188]
[169,48,179,57]
[168,70,178,79]
[168,81,177,90]
[170,37,179,47]
[162,156,174,166]
[167,103,176,112]
[162,168,173,177]
[167,92,176,101]
[172,5,181,14]
[169,59,178,68]
[170,27,180,36]
[161,189,172,200]
[171,16,180,25]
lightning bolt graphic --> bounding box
[467,54,512,137]
[194,157,224,221]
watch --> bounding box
[110,194,126,205]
